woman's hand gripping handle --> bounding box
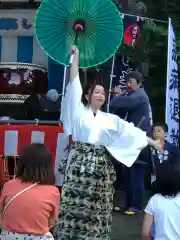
[70,45,79,82]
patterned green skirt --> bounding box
[53,142,116,240]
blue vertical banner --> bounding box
[114,55,133,88]
[17,36,34,63]
[48,58,64,92]
[114,14,141,88]
[0,36,2,61]
[165,18,179,146]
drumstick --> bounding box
[137,116,145,128]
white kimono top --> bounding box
[61,74,148,167]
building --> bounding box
[0,0,65,95]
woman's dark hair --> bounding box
[156,158,180,197]
[16,144,55,185]
[152,122,168,133]
[81,69,107,106]
[126,71,144,85]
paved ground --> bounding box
[111,212,142,239]
[111,191,147,239]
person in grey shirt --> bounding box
[110,71,151,215]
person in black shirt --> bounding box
[23,93,43,120]
[23,90,60,121]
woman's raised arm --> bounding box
[70,45,79,82]
[60,46,83,137]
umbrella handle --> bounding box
[69,33,79,64]
[75,32,79,43]
[137,116,146,128]
[69,45,76,64]
[69,21,84,65]
[69,54,74,64]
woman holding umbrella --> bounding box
[53,46,161,239]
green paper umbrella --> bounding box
[35,0,123,68]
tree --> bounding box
[117,0,180,122]
[142,0,180,121]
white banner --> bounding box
[0,10,35,36]
[165,18,179,146]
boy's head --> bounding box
[152,123,168,141]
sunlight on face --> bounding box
[89,85,105,110]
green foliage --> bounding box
[144,0,180,121]
[118,0,180,121]
[139,22,168,121]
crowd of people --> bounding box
[0,45,180,240]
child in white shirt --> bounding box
[141,159,180,240]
